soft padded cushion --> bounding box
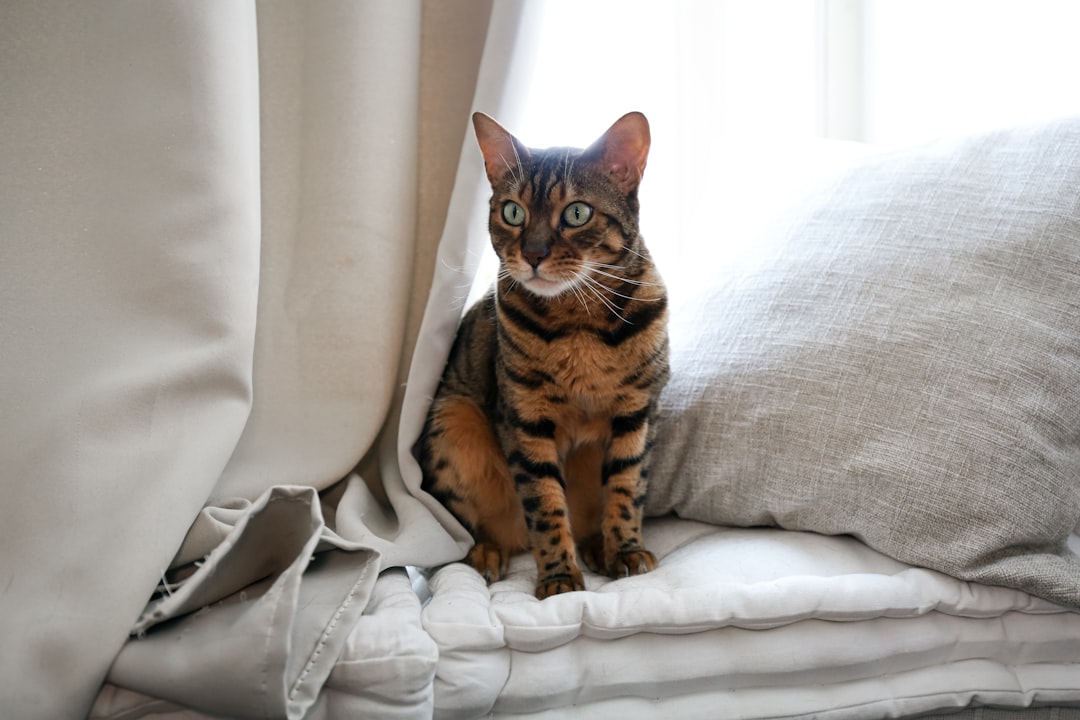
[422,518,1080,718]
[646,118,1080,607]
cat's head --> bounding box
[473,112,651,299]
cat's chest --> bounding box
[495,290,666,410]
[542,333,634,448]
[544,330,638,406]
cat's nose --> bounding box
[522,246,550,268]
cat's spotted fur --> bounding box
[418,112,669,599]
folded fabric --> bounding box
[92,567,436,720]
[107,486,379,720]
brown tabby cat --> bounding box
[418,111,669,599]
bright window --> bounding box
[863,0,1080,145]
[485,1,1080,292]
[518,0,1080,146]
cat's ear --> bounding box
[473,112,530,185]
[584,112,651,195]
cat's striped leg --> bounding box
[506,431,584,599]
[600,405,657,578]
[419,395,527,582]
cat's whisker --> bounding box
[593,290,631,324]
[512,144,527,191]
[447,290,471,310]
[571,283,593,317]
[581,273,664,304]
[464,246,490,262]
[580,263,664,290]
[498,151,524,191]
[439,256,469,274]
[496,268,520,294]
[579,276,631,323]
[563,148,577,197]
[582,272,661,290]
[562,282,587,316]
[580,261,655,278]
[581,261,627,270]
[519,162,529,190]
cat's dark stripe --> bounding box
[534,519,557,533]
[500,361,553,389]
[533,152,573,199]
[508,410,556,440]
[508,451,563,484]
[424,483,463,507]
[621,345,668,388]
[496,320,533,360]
[602,453,645,484]
[498,299,567,343]
[424,485,475,535]
[610,405,651,437]
[598,296,668,347]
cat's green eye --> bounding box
[562,201,593,228]
[502,201,526,227]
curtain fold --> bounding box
[209,0,426,506]
[0,3,261,718]
[80,1,531,718]
[1,1,536,717]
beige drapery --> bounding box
[0,2,534,717]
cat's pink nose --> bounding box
[522,246,550,268]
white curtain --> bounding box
[0,2,537,717]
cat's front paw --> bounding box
[535,569,585,599]
[467,542,509,584]
[608,549,657,578]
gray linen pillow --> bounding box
[647,118,1080,608]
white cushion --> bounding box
[422,517,1080,718]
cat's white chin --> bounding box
[523,275,578,298]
